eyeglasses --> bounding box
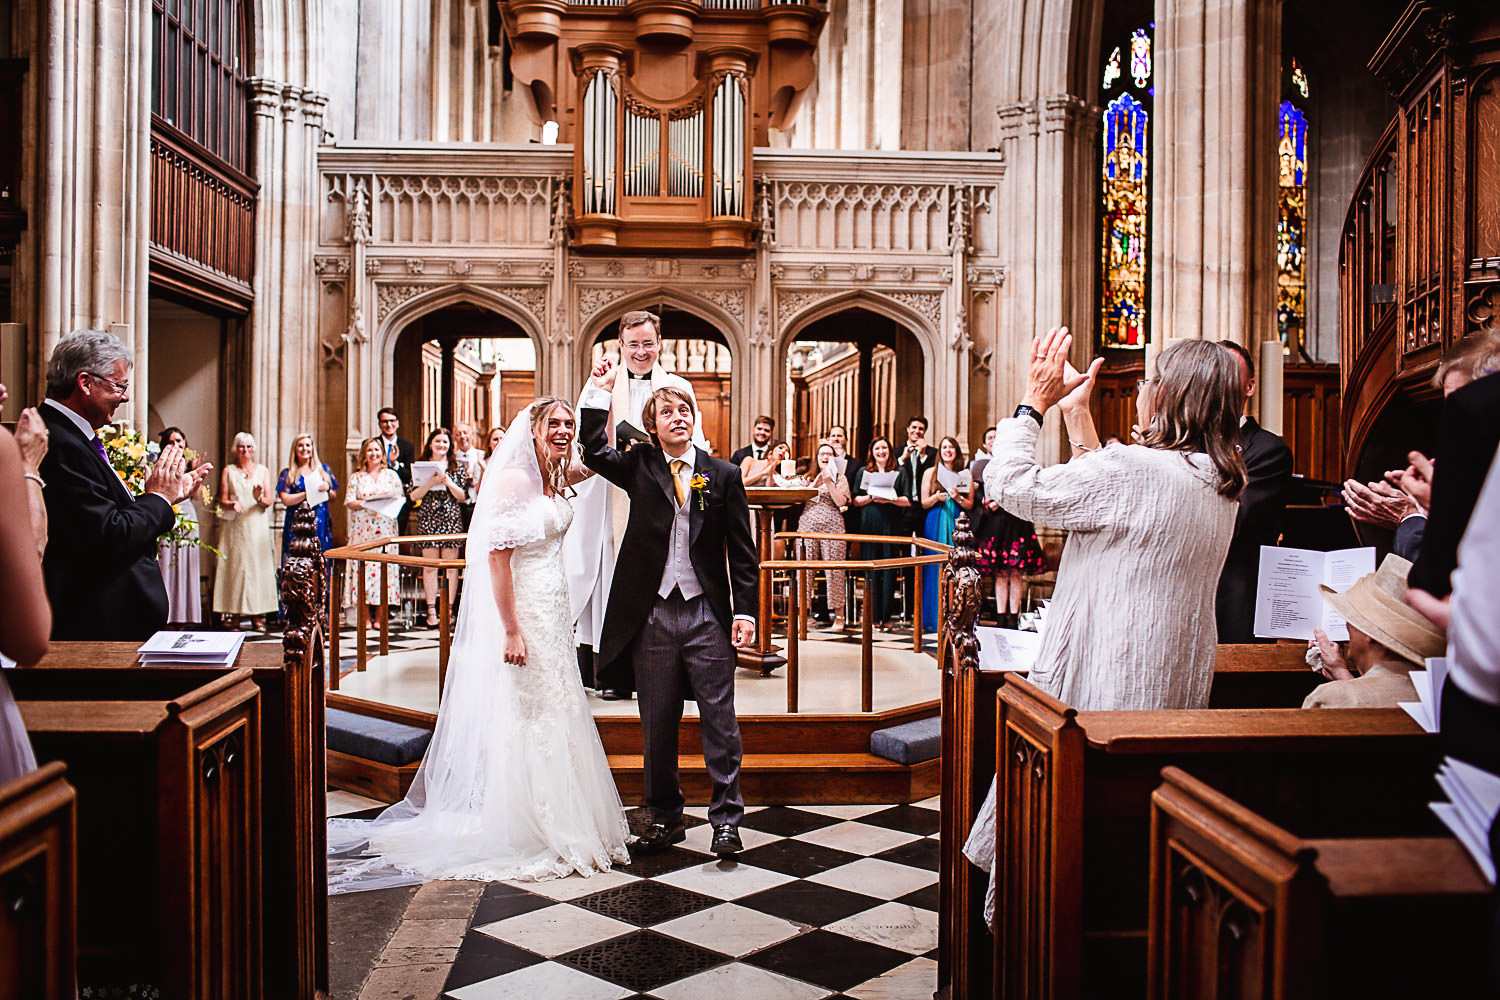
[1136,378,1154,393]
[87,372,130,394]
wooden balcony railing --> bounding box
[149,124,258,312]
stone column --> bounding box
[1151,0,1280,361]
[25,0,152,421]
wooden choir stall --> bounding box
[936,515,1488,1000]
[0,506,330,999]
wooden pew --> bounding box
[1149,766,1493,998]
[12,667,261,999]
[986,677,1439,1000]
[940,647,1318,993]
[28,504,330,999]
[0,761,76,999]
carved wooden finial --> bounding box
[944,511,983,675]
[281,505,329,670]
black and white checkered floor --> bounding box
[332,796,941,999]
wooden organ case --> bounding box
[499,0,826,252]
[1340,1,1500,469]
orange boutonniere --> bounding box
[690,472,709,510]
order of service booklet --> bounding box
[1252,545,1375,641]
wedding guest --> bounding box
[1303,555,1444,709]
[1348,332,1500,561]
[797,441,852,627]
[740,439,790,487]
[344,437,404,627]
[898,416,937,533]
[1215,340,1294,644]
[154,426,204,625]
[849,436,912,626]
[213,432,278,631]
[827,424,860,479]
[410,427,469,627]
[919,436,974,633]
[971,426,996,466]
[0,415,47,784]
[377,406,415,533]
[0,388,51,664]
[2,384,49,558]
[970,453,1047,629]
[1409,368,1500,598]
[277,432,337,566]
[453,423,486,528]
[985,329,1245,710]
[486,425,505,457]
[730,415,776,465]
[38,331,211,640]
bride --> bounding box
[328,397,630,891]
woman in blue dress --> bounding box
[919,436,973,634]
[276,432,339,565]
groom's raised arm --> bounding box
[578,383,634,488]
[723,464,760,618]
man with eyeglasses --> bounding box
[38,330,213,640]
[377,406,415,534]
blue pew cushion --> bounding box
[869,716,941,765]
[326,707,432,767]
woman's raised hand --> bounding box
[591,357,616,392]
[1022,326,1094,414]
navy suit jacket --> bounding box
[1215,417,1294,643]
[39,403,176,640]
[580,406,759,692]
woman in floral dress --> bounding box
[344,437,404,627]
[971,451,1048,628]
[797,441,852,626]
[410,427,470,626]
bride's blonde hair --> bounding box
[527,396,576,495]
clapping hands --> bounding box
[145,444,212,505]
[1022,326,1104,415]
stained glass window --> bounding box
[1100,24,1154,351]
[1277,58,1310,355]
[1103,47,1122,91]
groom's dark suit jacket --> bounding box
[580,406,759,693]
[38,402,176,640]
[1215,416,1294,643]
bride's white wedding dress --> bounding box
[328,410,630,893]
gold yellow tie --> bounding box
[670,459,688,506]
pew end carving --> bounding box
[0,761,76,999]
[1149,766,1494,999]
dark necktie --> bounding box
[387,440,397,465]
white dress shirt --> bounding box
[44,397,98,442]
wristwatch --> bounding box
[1013,404,1044,427]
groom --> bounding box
[579,356,759,855]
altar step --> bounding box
[607,752,940,805]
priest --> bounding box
[563,310,708,698]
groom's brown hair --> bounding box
[641,387,696,440]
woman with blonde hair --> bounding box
[277,432,338,565]
[214,431,278,630]
[984,328,1246,711]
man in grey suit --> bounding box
[579,356,759,856]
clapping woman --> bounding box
[345,437,405,627]
[410,427,469,627]
[214,432,278,630]
[277,433,338,565]
[919,436,973,633]
[849,436,911,627]
[797,441,853,627]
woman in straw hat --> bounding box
[1304,553,1447,709]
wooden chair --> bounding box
[1149,766,1493,998]
[0,762,76,999]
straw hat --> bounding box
[1319,554,1446,666]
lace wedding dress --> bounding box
[329,407,630,892]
